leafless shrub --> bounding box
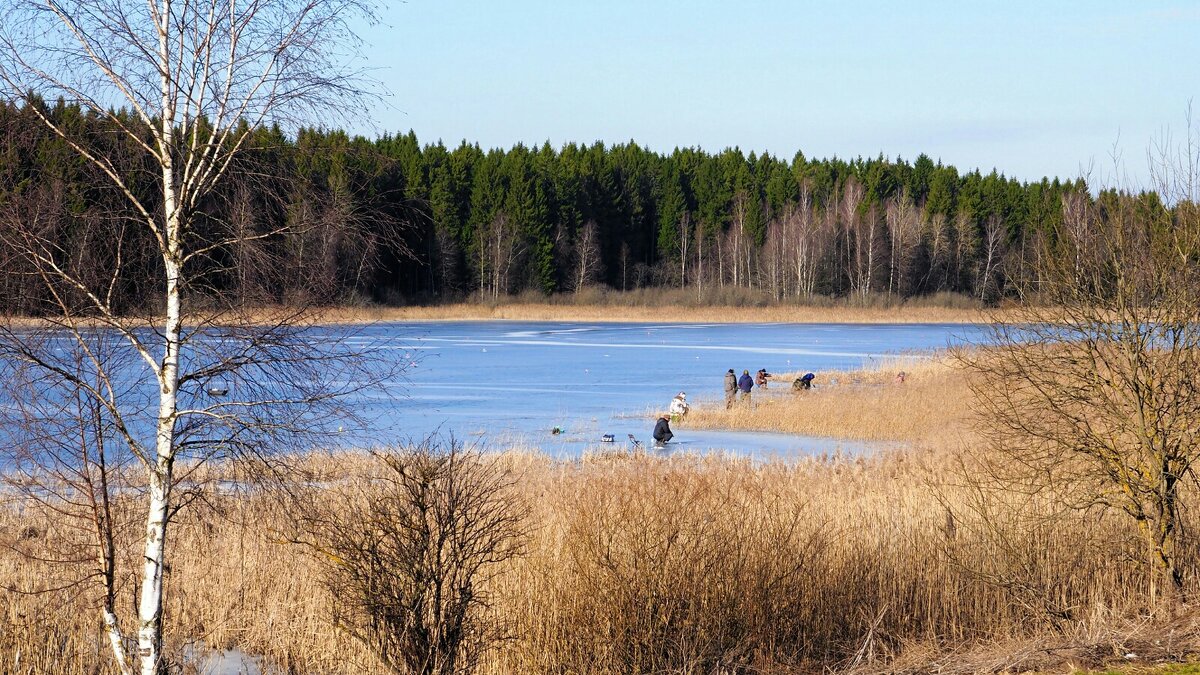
[301,441,527,675]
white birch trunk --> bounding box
[679,213,689,288]
[139,12,181,666]
[104,609,133,675]
[138,232,182,675]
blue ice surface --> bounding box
[338,321,984,459]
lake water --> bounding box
[340,321,982,459]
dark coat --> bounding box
[653,417,673,443]
[737,374,753,392]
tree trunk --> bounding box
[138,246,181,674]
[139,78,182,668]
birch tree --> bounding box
[884,190,920,297]
[0,1,379,673]
[976,215,1007,302]
[572,219,603,292]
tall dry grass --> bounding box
[680,356,968,444]
[2,439,1194,674]
[296,291,998,325]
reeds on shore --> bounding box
[1,358,1197,674]
[679,355,970,443]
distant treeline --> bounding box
[0,98,1109,312]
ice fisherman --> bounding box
[723,368,737,409]
[653,415,674,446]
[669,391,690,421]
[755,368,772,388]
[737,369,754,406]
[793,372,815,391]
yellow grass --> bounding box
[680,355,972,444]
[3,356,1196,673]
[3,437,1196,674]
[2,302,1005,330]
[306,302,997,325]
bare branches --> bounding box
[962,187,1200,604]
[298,440,528,675]
[0,1,382,672]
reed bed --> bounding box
[2,437,1195,674]
[681,356,970,443]
[298,293,998,325]
[309,304,992,325]
[3,295,1003,329]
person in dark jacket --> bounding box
[653,416,673,446]
[737,369,754,406]
[793,372,815,391]
[723,368,737,409]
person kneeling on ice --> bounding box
[793,372,815,391]
[653,415,674,447]
[669,391,690,421]
[755,368,772,388]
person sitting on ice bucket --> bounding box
[653,416,674,447]
[669,391,690,422]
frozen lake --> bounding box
[342,321,982,459]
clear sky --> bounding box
[353,1,1200,185]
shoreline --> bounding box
[2,303,1006,328]
[305,302,1001,325]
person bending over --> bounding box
[793,372,815,391]
[669,391,690,422]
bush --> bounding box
[304,441,527,675]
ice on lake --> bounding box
[334,321,982,459]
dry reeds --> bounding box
[2,436,1193,674]
[680,356,970,444]
[295,291,998,325]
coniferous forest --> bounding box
[0,98,1115,313]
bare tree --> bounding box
[478,212,521,300]
[0,1,379,673]
[796,190,828,300]
[838,179,873,301]
[976,215,1007,302]
[301,441,527,675]
[963,188,1200,605]
[950,211,978,292]
[920,211,950,292]
[884,190,920,298]
[729,192,750,288]
[572,220,603,292]
[762,217,786,300]
[677,211,691,289]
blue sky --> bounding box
[352,1,1199,184]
